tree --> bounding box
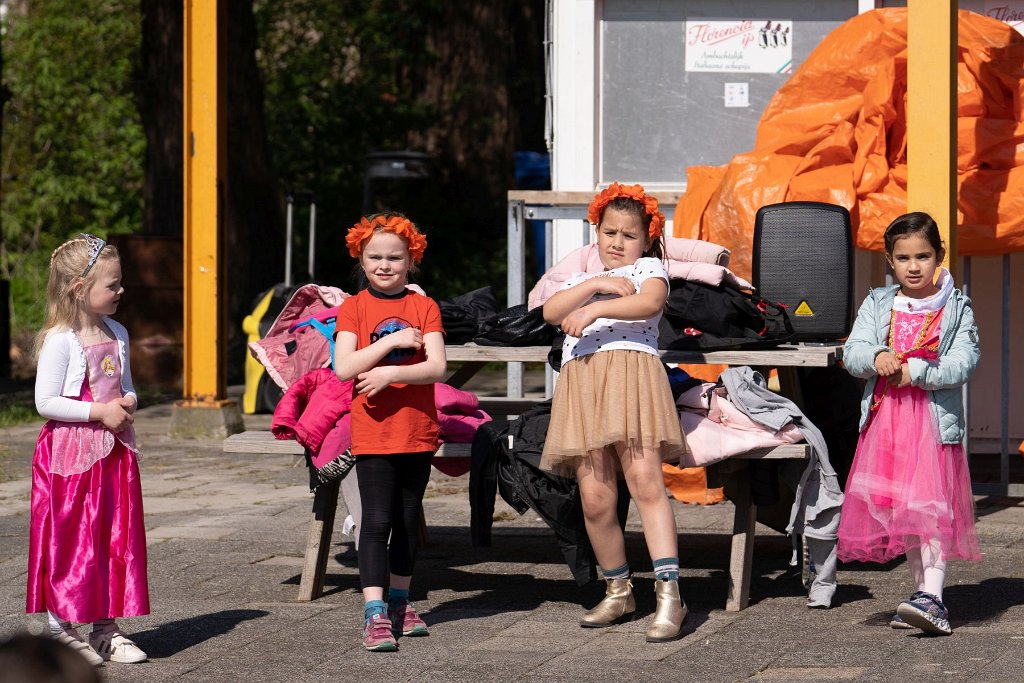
[1,0,145,334]
[253,0,546,299]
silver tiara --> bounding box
[79,233,107,277]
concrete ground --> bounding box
[1,402,1023,682]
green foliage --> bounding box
[1,0,145,335]
[253,0,509,300]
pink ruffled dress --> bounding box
[838,306,979,564]
[27,340,150,622]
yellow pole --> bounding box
[182,0,227,403]
[907,0,958,278]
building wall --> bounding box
[551,0,1023,446]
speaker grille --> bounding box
[754,202,852,340]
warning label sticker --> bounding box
[794,300,814,316]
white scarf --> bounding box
[892,267,954,313]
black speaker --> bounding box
[753,201,853,341]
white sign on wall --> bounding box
[685,19,793,74]
[724,82,749,107]
[984,2,1024,34]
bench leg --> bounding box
[726,466,757,612]
[298,478,341,602]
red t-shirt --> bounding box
[336,288,444,455]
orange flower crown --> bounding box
[345,215,427,263]
[586,182,665,240]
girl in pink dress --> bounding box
[839,213,981,636]
[28,234,149,665]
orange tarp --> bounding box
[674,8,1024,281]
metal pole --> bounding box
[507,199,525,397]
[285,196,294,286]
[1001,254,1010,488]
[962,256,971,468]
[308,202,317,281]
[544,218,554,397]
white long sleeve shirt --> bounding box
[34,318,136,422]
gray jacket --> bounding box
[843,285,980,444]
[720,367,843,541]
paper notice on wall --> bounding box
[985,2,1024,33]
[724,83,749,107]
[685,19,793,74]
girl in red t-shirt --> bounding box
[334,213,447,652]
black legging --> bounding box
[355,452,433,588]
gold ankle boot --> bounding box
[646,579,687,642]
[579,578,636,627]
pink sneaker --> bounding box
[362,613,398,652]
[389,603,429,637]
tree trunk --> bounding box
[225,0,285,379]
[137,0,183,238]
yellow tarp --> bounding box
[674,8,1024,281]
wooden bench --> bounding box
[223,429,470,602]
[225,430,808,609]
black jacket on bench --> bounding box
[470,400,629,586]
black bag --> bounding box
[473,304,559,347]
[439,286,501,344]
[661,279,794,351]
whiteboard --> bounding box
[600,0,860,187]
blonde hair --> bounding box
[33,237,121,357]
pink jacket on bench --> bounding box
[271,369,490,477]
[677,383,803,467]
[527,237,753,310]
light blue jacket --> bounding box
[843,284,980,444]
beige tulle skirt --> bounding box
[539,349,688,478]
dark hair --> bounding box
[883,211,944,256]
[602,197,665,260]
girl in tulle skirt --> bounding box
[540,183,688,643]
[839,213,981,636]
[28,235,149,666]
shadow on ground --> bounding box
[129,609,270,659]
[283,526,813,620]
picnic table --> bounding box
[224,342,842,610]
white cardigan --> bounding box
[34,317,137,422]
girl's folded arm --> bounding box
[843,295,887,379]
[334,331,397,381]
[908,303,980,390]
[586,278,667,321]
[544,279,598,325]
[391,332,447,385]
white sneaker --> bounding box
[53,627,105,666]
[89,630,148,663]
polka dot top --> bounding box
[560,257,667,363]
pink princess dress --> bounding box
[27,339,150,622]
[837,304,980,564]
